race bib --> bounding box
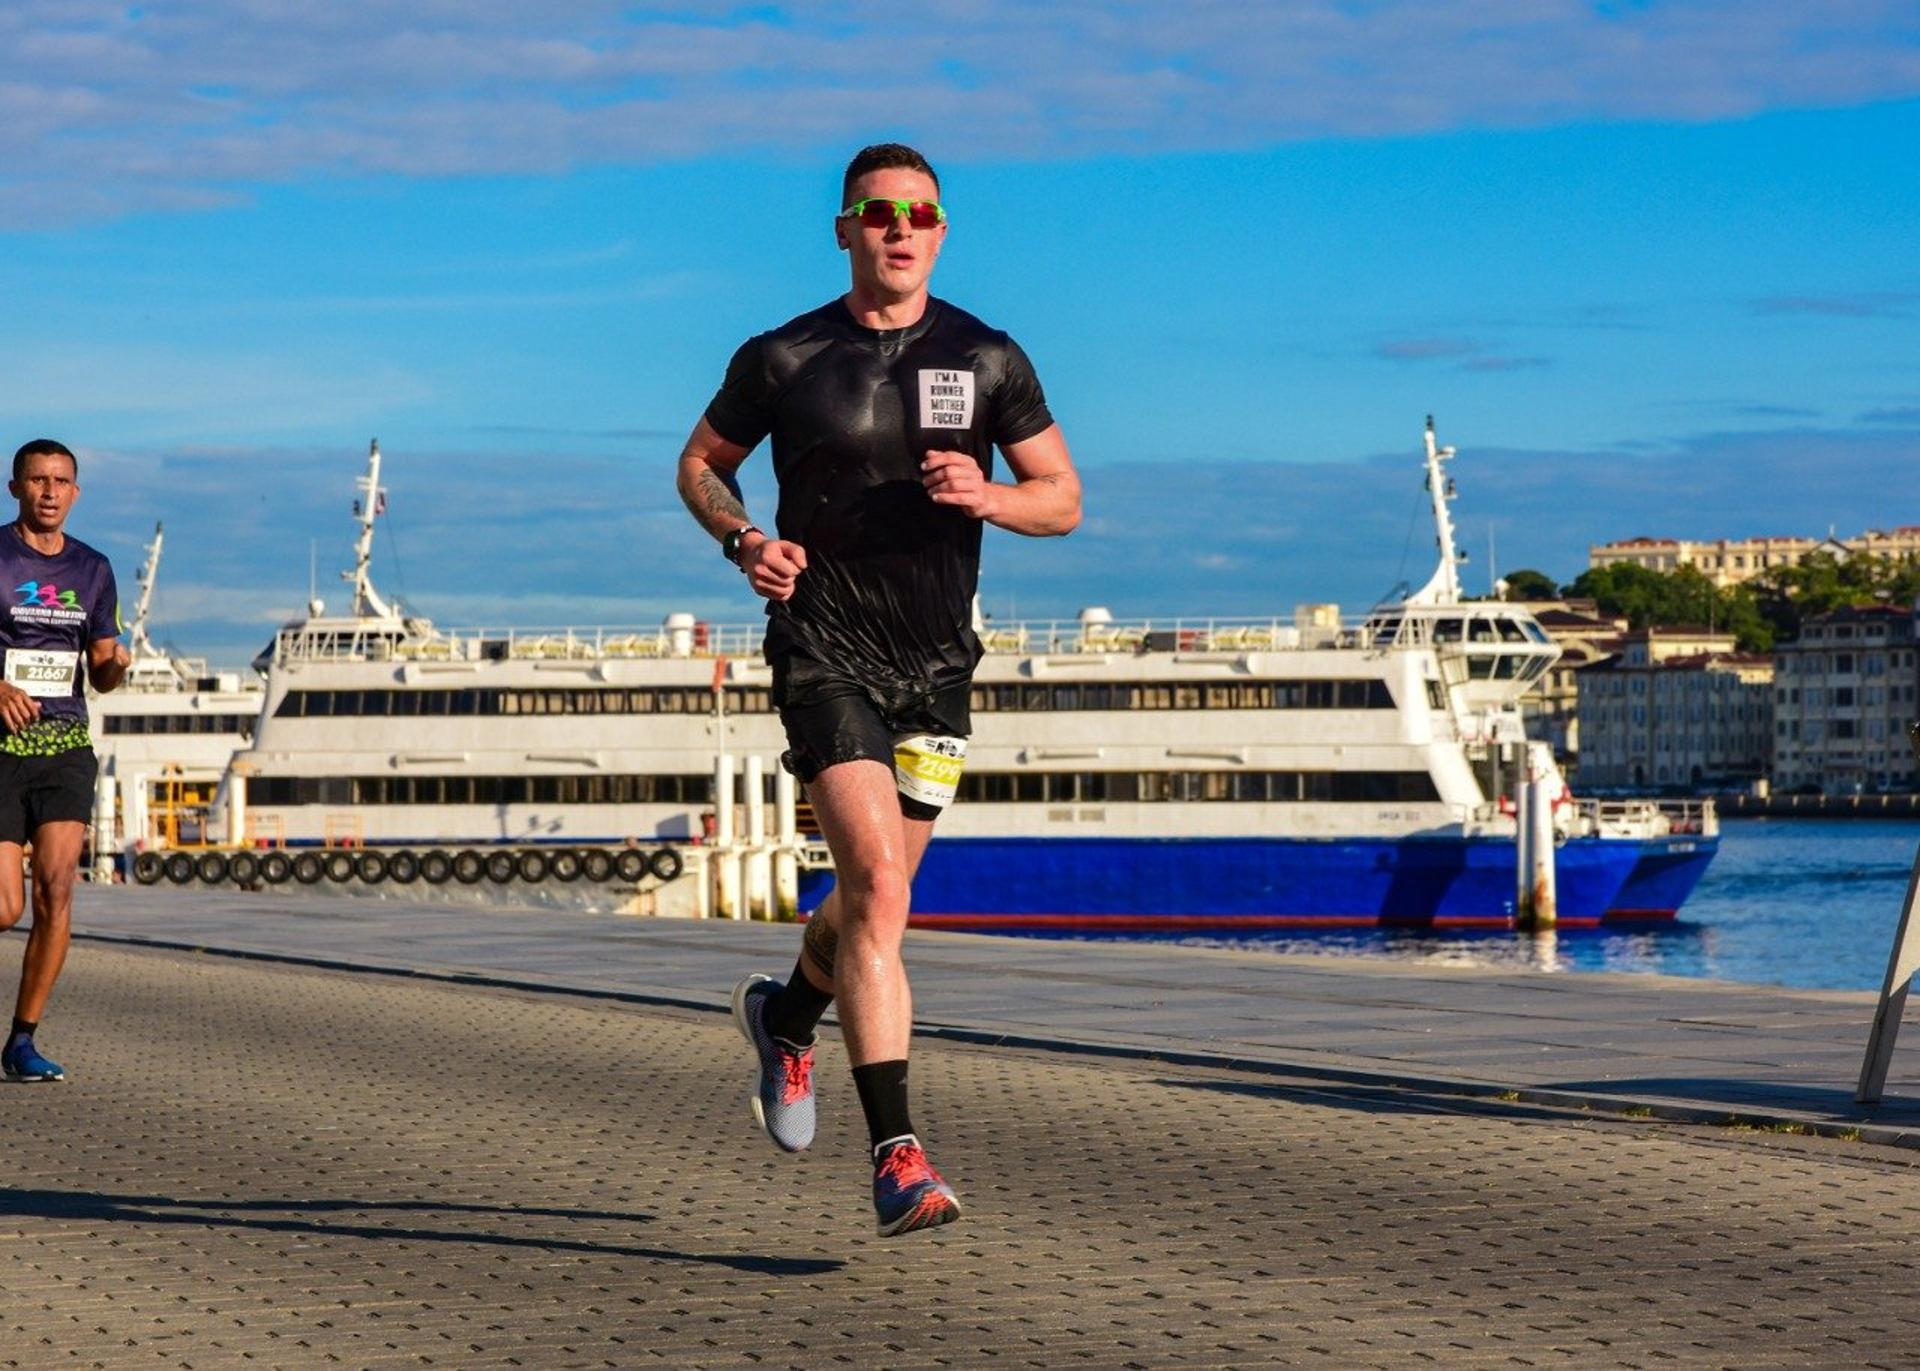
[893,732,968,810]
[4,649,81,698]
[918,369,975,429]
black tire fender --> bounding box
[453,850,486,884]
[386,850,421,884]
[194,851,230,885]
[132,851,165,885]
[292,852,325,884]
[163,853,196,884]
[648,848,684,882]
[228,851,261,886]
[355,850,389,883]
[581,849,615,882]
[261,851,295,884]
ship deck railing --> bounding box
[1575,796,1719,838]
[268,614,1419,665]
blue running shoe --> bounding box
[872,1136,961,1236]
[2,1037,65,1083]
[730,974,815,1152]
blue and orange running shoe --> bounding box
[731,974,816,1152]
[2,1036,65,1083]
[872,1136,961,1236]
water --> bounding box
[1027,820,1920,991]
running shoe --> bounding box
[730,973,815,1152]
[872,1136,961,1236]
[2,1037,65,1083]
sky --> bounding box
[1,1,1917,663]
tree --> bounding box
[1501,568,1558,601]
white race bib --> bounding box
[4,649,81,698]
[918,369,975,429]
[893,732,968,810]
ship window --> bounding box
[1469,620,1497,644]
[1426,681,1444,709]
[1021,685,1050,711]
[1051,685,1081,710]
[1496,618,1527,642]
[1432,619,1464,643]
[1081,684,1112,709]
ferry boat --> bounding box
[90,523,265,857]
[206,424,1715,929]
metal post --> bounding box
[1856,722,1920,1102]
[91,770,117,880]
[743,755,770,920]
[712,752,738,920]
[1513,773,1533,925]
[1526,771,1558,928]
[772,766,799,920]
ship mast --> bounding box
[126,521,163,660]
[1406,415,1467,607]
[344,438,398,621]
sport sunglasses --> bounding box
[840,197,947,229]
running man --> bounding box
[0,439,129,1082]
[677,143,1081,1234]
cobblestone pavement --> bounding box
[7,944,1920,1370]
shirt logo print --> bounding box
[14,581,79,610]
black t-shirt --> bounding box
[705,297,1054,691]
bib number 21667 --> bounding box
[4,650,80,699]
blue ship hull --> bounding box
[801,834,1668,931]
[1603,836,1719,922]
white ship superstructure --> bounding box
[199,425,1713,927]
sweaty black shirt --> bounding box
[705,297,1054,691]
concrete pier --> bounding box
[4,885,1920,1367]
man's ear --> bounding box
[834,220,850,252]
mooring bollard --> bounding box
[1855,721,1920,1103]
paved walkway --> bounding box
[7,931,1920,1368]
[69,886,1920,1143]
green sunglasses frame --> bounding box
[839,197,947,226]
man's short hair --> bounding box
[12,439,76,482]
[842,143,940,208]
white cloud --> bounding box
[3,2,1918,220]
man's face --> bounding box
[10,453,79,533]
[836,167,946,302]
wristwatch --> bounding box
[722,525,761,566]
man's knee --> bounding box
[0,897,21,932]
[836,862,911,918]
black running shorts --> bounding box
[0,747,98,845]
[770,654,970,820]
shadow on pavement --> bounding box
[1547,1077,1920,1123]
[0,1188,843,1275]
[1154,1073,1612,1125]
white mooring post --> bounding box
[772,767,799,920]
[91,770,117,881]
[1855,722,1920,1102]
[712,752,739,920]
[1514,748,1558,930]
[743,755,770,920]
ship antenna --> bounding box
[127,521,162,660]
[343,438,398,620]
[1405,416,1465,605]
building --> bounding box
[1576,628,1774,790]
[1515,598,1627,771]
[1589,528,1920,589]
[1771,604,1920,795]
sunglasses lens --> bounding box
[857,201,897,227]
[906,202,943,229]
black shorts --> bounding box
[0,747,98,845]
[770,654,971,820]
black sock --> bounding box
[851,1059,915,1153]
[764,959,833,1045]
[9,1017,35,1044]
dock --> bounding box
[5,886,1920,1367]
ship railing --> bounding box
[1574,797,1717,838]
[269,613,1412,664]
[973,615,1391,656]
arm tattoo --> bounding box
[681,464,750,534]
